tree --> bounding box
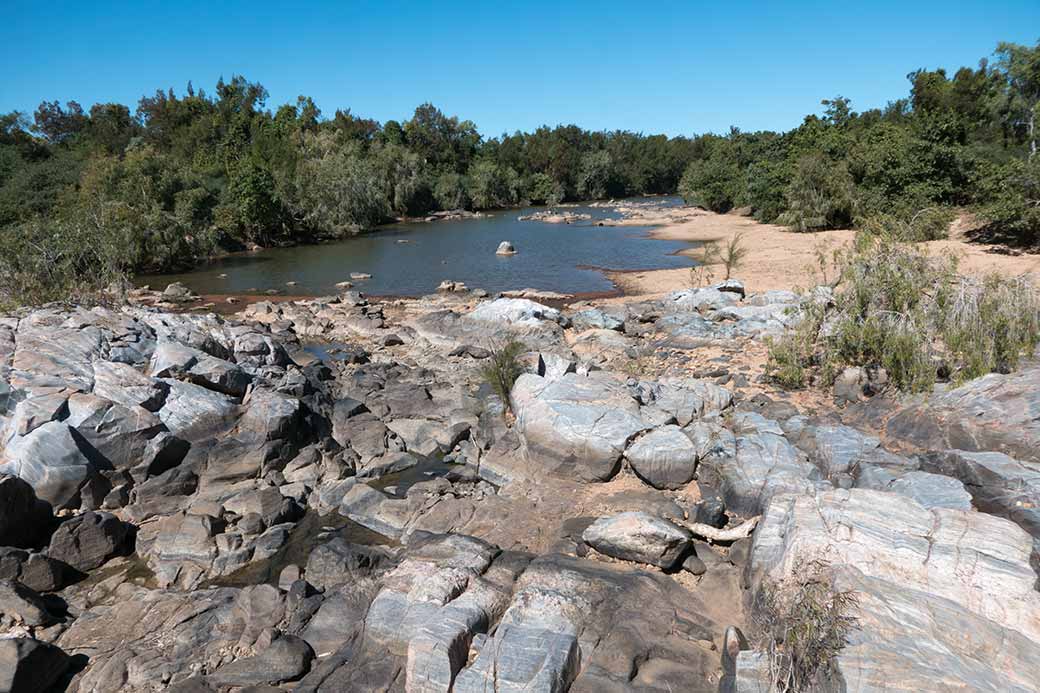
[995,41,1040,158]
[778,153,855,231]
[32,101,87,144]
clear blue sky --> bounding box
[2,1,1038,138]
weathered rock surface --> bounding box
[582,511,690,569]
[624,425,698,489]
[512,372,646,481]
[751,488,1040,690]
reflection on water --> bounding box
[138,197,694,297]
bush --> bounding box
[778,154,855,231]
[0,217,129,309]
[856,207,955,242]
[678,155,741,212]
[767,234,1040,391]
[752,559,859,693]
[479,340,526,413]
[976,157,1040,245]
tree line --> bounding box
[678,40,1040,243]
[0,85,697,274]
[0,39,1037,301]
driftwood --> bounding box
[681,516,759,543]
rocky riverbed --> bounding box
[0,279,1038,691]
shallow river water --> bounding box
[139,196,693,297]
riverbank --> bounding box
[606,208,1040,299]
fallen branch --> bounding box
[682,515,759,543]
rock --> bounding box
[448,344,491,359]
[92,360,168,411]
[571,309,624,332]
[885,366,1040,463]
[350,272,372,280]
[0,475,52,548]
[699,421,826,516]
[663,287,741,313]
[923,450,1040,539]
[681,553,707,575]
[437,280,469,293]
[855,466,973,511]
[158,379,238,442]
[582,512,690,569]
[751,488,1040,690]
[624,425,698,489]
[162,282,195,301]
[495,241,518,255]
[467,298,562,326]
[47,511,131,572]
[0,637,70,693]
[512,372,647,482]
[0,549,67,592]
[65,393,165,471]
[0,579,56,626]
[207,634,314,686]
[0,421,98,510]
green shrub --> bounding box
[678,155,742,212]
[0,217,129,309]
[767,235,1040,391]
[856,207,955,242]
[479,340,527,412]
[778,153,855,232]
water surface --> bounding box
[140,197,693,297]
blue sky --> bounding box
[2,1,1038,137]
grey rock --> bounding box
[207,634,314,686]
[624,425,698,489]
[495,241,517,255]
[0,421,97,510]
[92,360,168,411]
[923,450,1040,540]
[512,372,646,482]
[571,308,624,332]
[65,392,165,471]
[158,379,238,442]
[751,488,1040,691]
[0,475,51,548]
[0,579,56,626]
[47,511,131,572]
[0,637,70,693]
[855,466,973,511]
[582,511,690,569]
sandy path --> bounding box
[606,209,1040,299]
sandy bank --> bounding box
[607,209,1040,299]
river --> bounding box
[139,196,694,297]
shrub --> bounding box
[479,340,527,413]
[975,157,1040,245]
[778,154,855,232]
[766,234,1040,391]
[856,207,954,242]
[721,233,749,280]
[0,217,129,309]
[678,155,742,213]
[752,559,859,693]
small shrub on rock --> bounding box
[752,559,859,693]
[479,340,526,413]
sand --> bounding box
[606,209,1040,299]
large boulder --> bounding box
[885,366,1040,463]
[582,511,690,569]
[623,425,698,489]
[0,475,52,548]
[750,488,1040,690]
[207,634,314,687]
[0,637,70,693]
[0,421,98,510]
[923,449,1040,540]
[512,372,647,482]
[47,511,132,572]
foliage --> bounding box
[479,340,527,413]
[777,154,855,231]
[721,233,748,279]
[0,217,128,309]
[3,39,1040,307]
[766,234,1040,391]
[752,560,859,693]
